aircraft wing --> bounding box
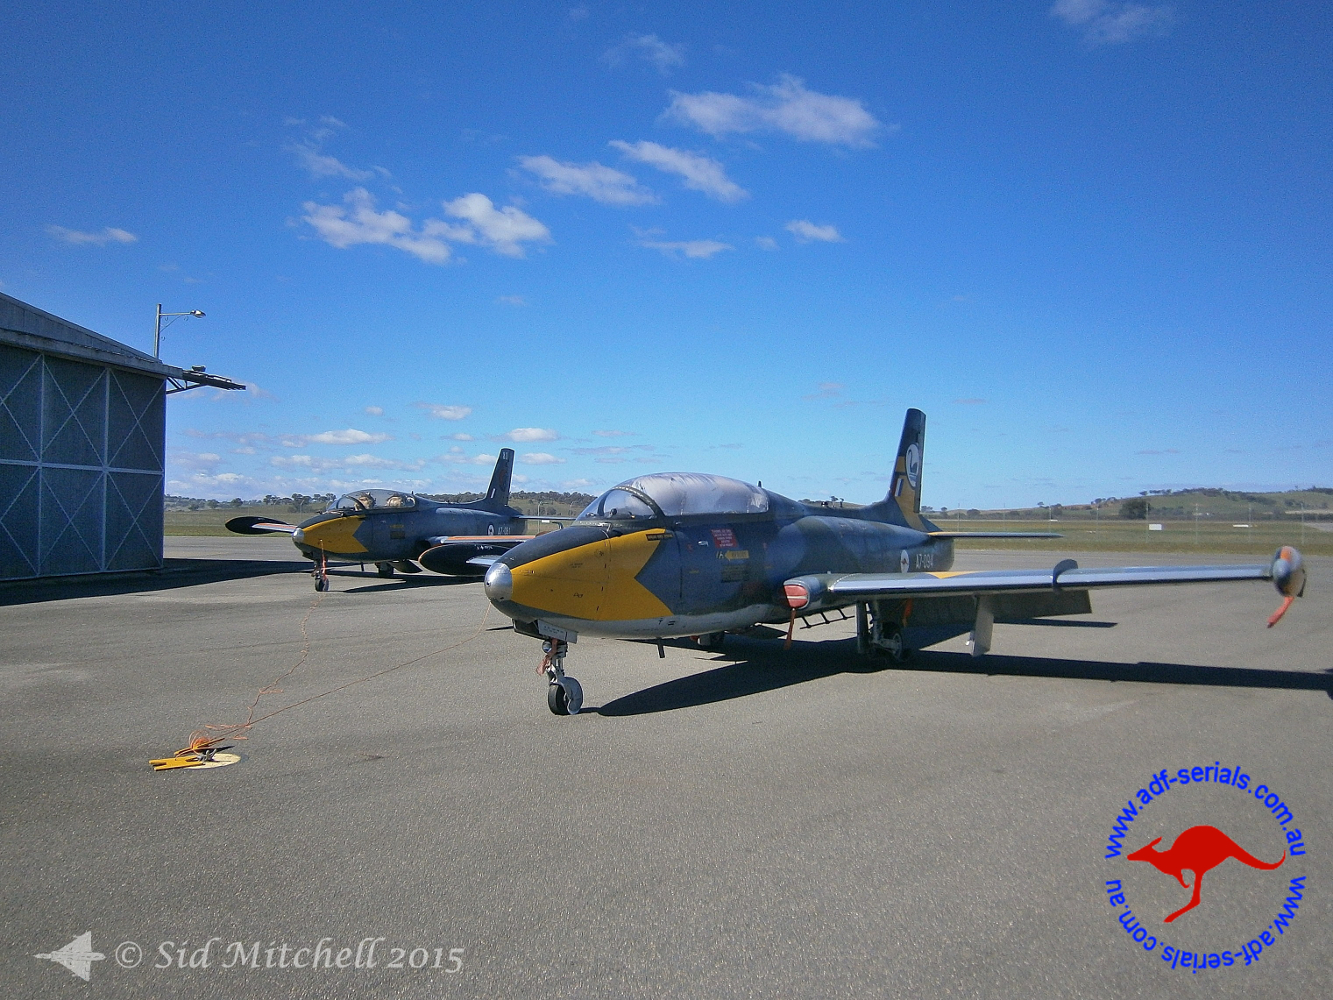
[225,515,298,535]
[782,547,1306,652]
[825,562,1277,598]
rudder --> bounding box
[887,408,926,515]
[485,448,515,506]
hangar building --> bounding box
[0,292,238,581]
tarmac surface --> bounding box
[2,536,1329,998]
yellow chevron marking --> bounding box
[510,530,671,621]
[301,516,368,554]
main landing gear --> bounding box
[858,601,911,663]
[540,639,583,716]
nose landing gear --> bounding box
[539,639,583,715]
[312,554,331,592]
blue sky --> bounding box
[3,2,1329,508]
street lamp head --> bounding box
[190,310,205,317]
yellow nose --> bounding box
[509,531,671,621]
[299,516,368,554]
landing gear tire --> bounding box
[547,677,583,716]
[882,627,910,663]
[376,562,395,578]
[317,576,331,592]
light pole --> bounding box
[154,304,205,358]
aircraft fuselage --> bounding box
[486,495,954,638]
[292,502,526,571]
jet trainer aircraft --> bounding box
[228,449,553,590]
[483,409,1306,715]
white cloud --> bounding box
[593,429,635,437]
[603,33,685,73]
[786,219,844,243]
[638,238,733,260]
[663,75,883,148]
[755,235,779,251]
[303,189,549,263]
[517,154,657,206]
[288,142,374,181]
[436,451,500,466]
[46,225,138,246]
[270,452,422,472]
[431,193,552,257]
[1050,0,1173,44]
[303,188,453,264]
[344,453,425,470]
[307,428,391,445]
[496,295,527,307]
[609,140,747,203]
[364,405,384,416]
[502,427,559,442]
[520,452,566,465]
[446,433,474,441]
[416,403,472,420]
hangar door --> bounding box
[0,343,165,579]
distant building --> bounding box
[0,292,240,580]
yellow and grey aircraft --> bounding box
[483,409,1306,715]
[228,449,550,590]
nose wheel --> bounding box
[312,555,331,592]
[540,639,583,716]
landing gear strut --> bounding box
[860,601,911,663]
[540,639,583,716]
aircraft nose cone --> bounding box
[484,562,513,603]
[293,527,305,543]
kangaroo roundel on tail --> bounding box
[886,408,927,526]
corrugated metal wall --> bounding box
[0,342,165,579]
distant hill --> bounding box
[922,487,1333,521]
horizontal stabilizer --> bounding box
[226,516,297,536]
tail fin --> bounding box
[484,448,515,507]
[887,408,926,515]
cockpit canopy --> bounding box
[577,473,769,522]
[328,489,417,511]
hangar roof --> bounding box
[0,291,180,379]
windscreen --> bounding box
[576,488,658,521]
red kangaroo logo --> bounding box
[1128,825,1285,922]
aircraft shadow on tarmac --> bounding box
[593,636,1333,716]
[332,566,480,594]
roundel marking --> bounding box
[905,443,921,490]
[900,550,910,574]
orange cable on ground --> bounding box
[168,591,492,762]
